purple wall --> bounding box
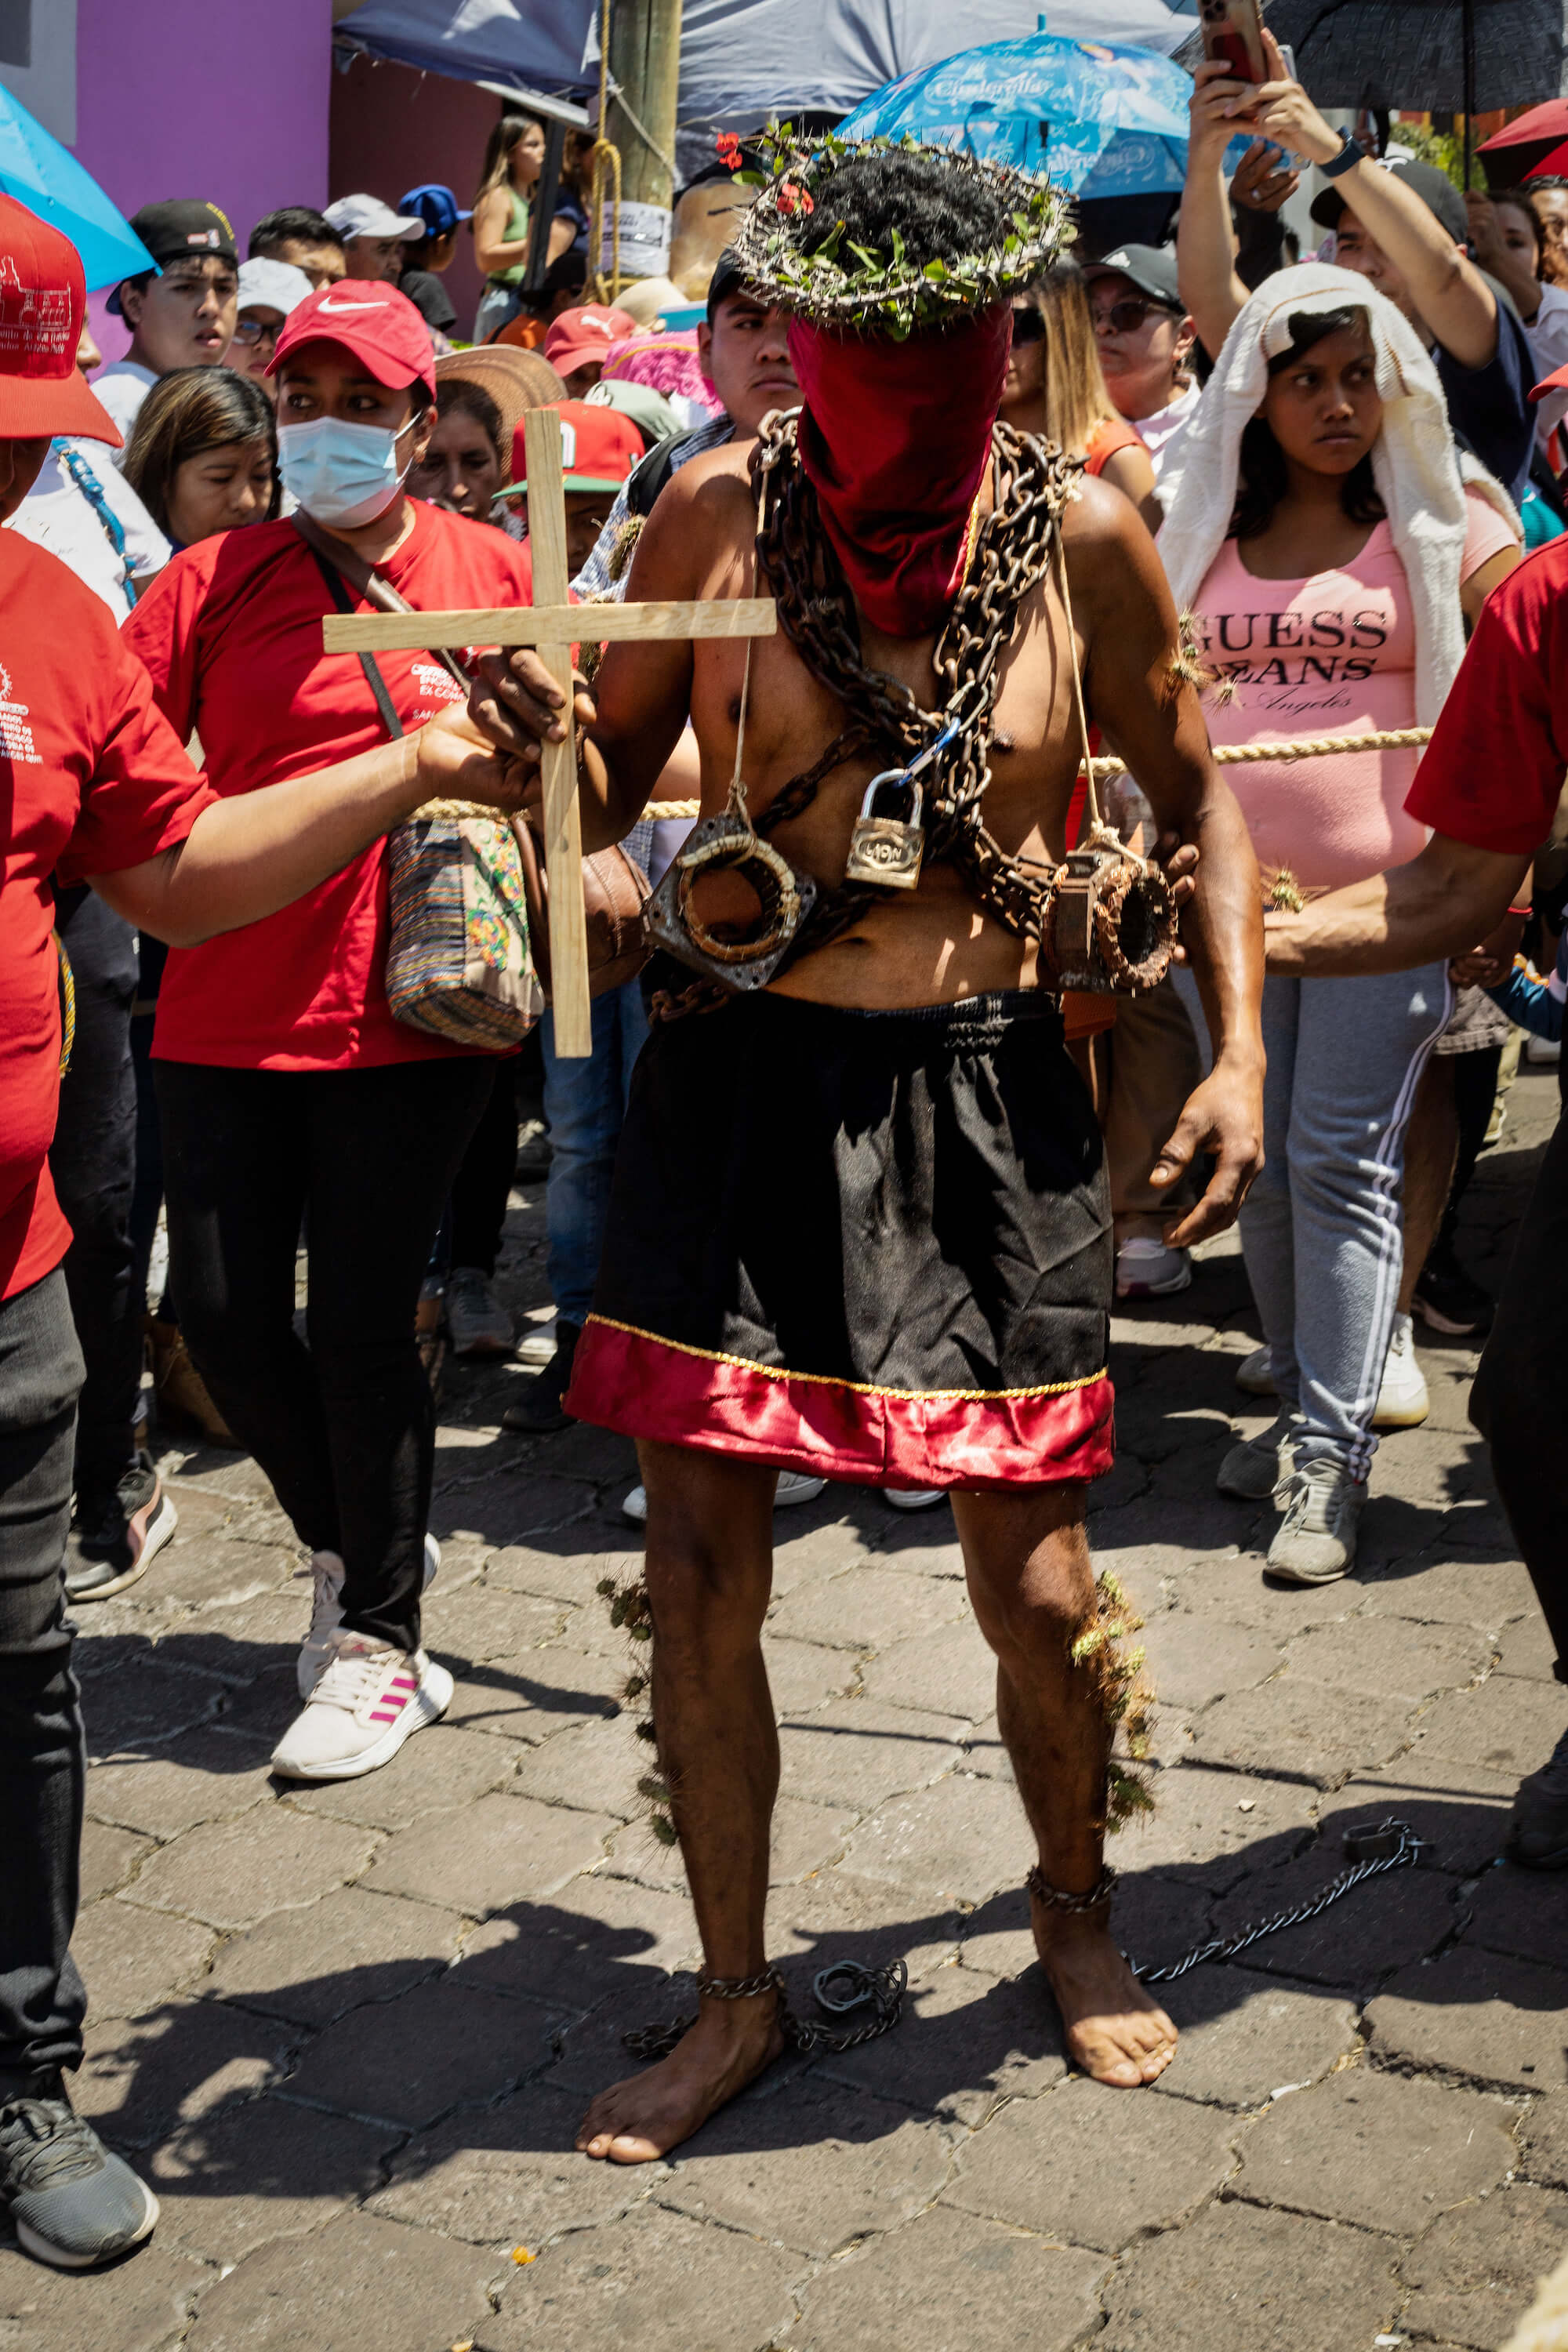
[73,0,331,358]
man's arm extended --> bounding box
[1178,64,1258,360]
[90,707,524,944]
[1264,835,1529,977]
[1066,481,1265,1242]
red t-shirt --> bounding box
[122,502,533,1071]
[0,535,215,1300]
[1405,535,1568,855]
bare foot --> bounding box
[575,1994,786,2164]
[1032,1904,1178,2088]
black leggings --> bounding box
[155,1058,494,1653]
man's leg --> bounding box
[952,1483,1178,2088]
[576,1440,785,2161]
[1394,1054,1457,1318]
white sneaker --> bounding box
[1115,1235,1192,1299]
[270,1631,452,1780]
[1372,1312,1429,1430]
[1526,1034,1561,1065]
[1217,1411,1298,1501]
[297,1533,440,1697]
[1235,1345,1278,1397]
[445,1266,514,1357]
[516,1316,559,1367]
[887,1488,947,1512]
[619,1469,827,1526]
[1266,1459,1365,1585]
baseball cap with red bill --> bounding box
[269,279,437,397]
[0,193,122,445]
[543,303,637,379]
[501,399,644,497]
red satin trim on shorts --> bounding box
[564,1315,1116,1490]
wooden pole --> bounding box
[606,0,684,217]
[521,409,592,1058]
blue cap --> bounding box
[399,184,471,238]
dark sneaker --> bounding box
[1505,1722,1568,1871]
[0,2075,158,2268]
[501,1321,580,1435]
[1413,1255,1494,1338]
[64,1452,176,1603]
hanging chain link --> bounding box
[1127,1817,1428,1987]
[622,1958,909,2063]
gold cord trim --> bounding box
[583,1312,1109,1403]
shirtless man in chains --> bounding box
[473,140,1265,2159]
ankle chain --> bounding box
[696,1966,786,2003]
[1027,1862,1118,1911]
[625,1957,907,2063]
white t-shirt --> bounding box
[89,361,157,463]
[7,438,169,615]
[1526,281,1568,456]
[1124,381,1201,481]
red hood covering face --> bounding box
[786,305,1013,640]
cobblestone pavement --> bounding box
[9,1069,1568,2352]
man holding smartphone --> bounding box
[1179,28,1535,503]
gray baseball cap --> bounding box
[1082,244,1183,311]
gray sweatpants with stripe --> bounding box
[1177,961,1450,1483]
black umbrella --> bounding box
[1263,0,1563,112]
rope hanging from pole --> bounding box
[590,0,623,302]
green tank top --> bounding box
[488,187,532,288]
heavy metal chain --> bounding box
[751,413,1078,949]
[1127,1817,1428,1987]
[623,1958,909,2063]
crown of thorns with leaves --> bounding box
[724,127,1073,338]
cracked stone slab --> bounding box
[1147,1966,1359,2111]
[422,1581,567,1662]
[767,1867,964,1987]
[146,2095,394,2263]
[1190,1679,1414,1785]
[857,1620,998,1720]
[784,2202,1108,2352]
[769,1564,970,1652]
[373,2079,648,2245]
[200,1884,463,2027]
[442,1640,626,1742]
[660,2076,955,2256]
[1098,2195,1400,2350]
[841,1773,1029,1904]
[456,1869,697,2007]
[1412,1676,1567,1778]
[817,1961,1067,2125]
[285,1975,564,2129]
[1237,2064,1516,2234]
[1103,1765,1314,1893]
[1494,1611,1560,1681]
[78,1653,228,1759]
[78,1820,154,1903]
[1521,2091,1568,2189]
[74,1998,296,2149]
[1166,1552,1361,1638]
[124,1806,381,1931]
[287,1719,523,1831]
[777,1698,970,1807]
[361,1789,619,1912]
[0,2240,202,2352]
[1138,1613,1284,1712]
[1323,1753,1520,1878]
[764,1635,861,1712]
[946,2072,1243,2251]
[1284,1616,1491,1704]
[513,1714,646,1817]
[1462,1862,1568,1972]
[71,1897,215,2020]
[477,2202,798,2352]
[1366,1946,1568,2089]
[1401,2183,1568,2349]
[184,2209,503,2352]
[1208,1849,1457,1990]
[1356,1552,1541,1631]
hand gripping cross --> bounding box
[320,408,777,1055]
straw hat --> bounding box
[434,345,568,453]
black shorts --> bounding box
[565,989,1114,1490]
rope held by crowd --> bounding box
[637,724,1438,820]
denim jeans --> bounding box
[1177,960,1449,1479]
[0,1269,89,2084]
[540,978,648,1328]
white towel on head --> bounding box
[1159,263,1509,728]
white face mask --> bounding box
[276,412,414,528]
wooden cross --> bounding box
[321,408,776,1055]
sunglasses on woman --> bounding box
[1010,306,1047,343]
[1091,296,1171,336]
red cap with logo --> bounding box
[502,399,644,497]
[543,303,637,379]
[0,194,121,445]
[270,279,437,397]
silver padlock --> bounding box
[844,771,925,891]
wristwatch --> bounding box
[1319,133,1363,180]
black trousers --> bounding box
[155,1058,493,1654]
[0,1270,88,2083]
[448,1059,519,1278]
[48,888,140,1499]
[1471,1106,1568,1682]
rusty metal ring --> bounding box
[675,829,804,967]
[1091,857,1177,991]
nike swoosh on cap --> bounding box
[316,296,389,314]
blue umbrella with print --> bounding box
[837,22,1196,205]
[0,85,153,290]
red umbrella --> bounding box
[1480,100,1568,187]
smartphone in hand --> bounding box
[1199,0,1269,83]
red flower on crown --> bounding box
[775,182,814,217]
[715,132,742,166]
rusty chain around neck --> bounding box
[750,413,1082,947]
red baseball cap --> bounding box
[0,194,121,445]
[502,399,644,497]
[1531,360,1568,403]
[270,279,436,397]
[543,303,637,379]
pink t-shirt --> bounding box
[1191,492,1517,889]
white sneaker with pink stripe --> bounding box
[269,1630,453,1782]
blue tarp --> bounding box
[336,0,601,96]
